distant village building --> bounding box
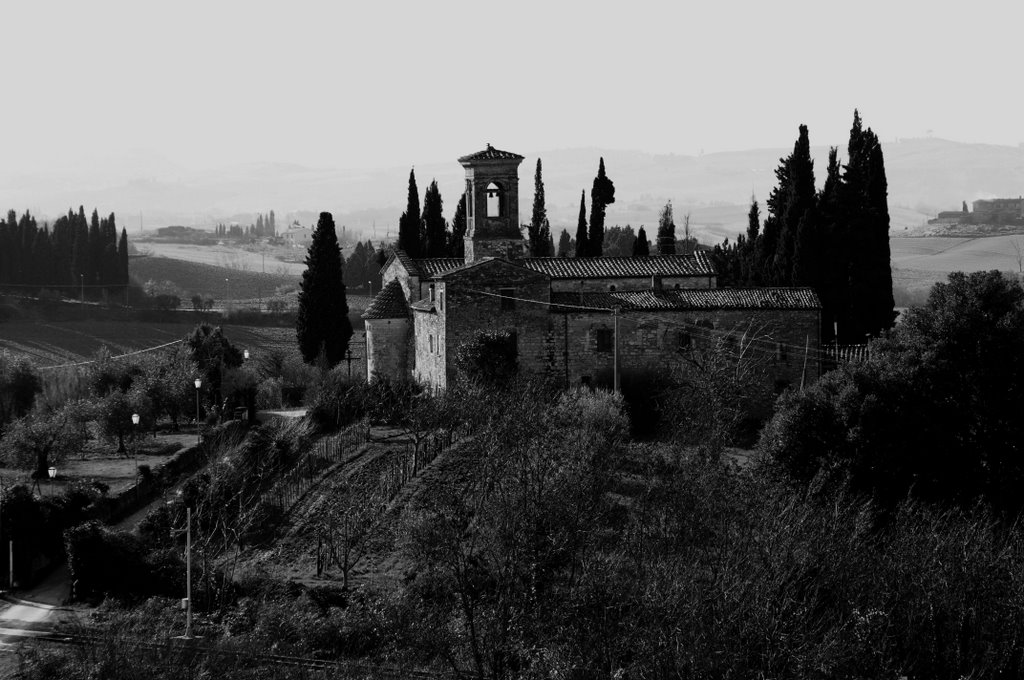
[972,197,1024,222]
[363,145,822,393]
[283,225,313,249]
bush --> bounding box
[256,376,284,409]
[65,521,183,601]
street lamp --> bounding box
[47,466,56,497]
[368,280,373,297]
[194,378,202,445]
[224,278,230,314]
[243,349,249,361]
[131,413,140,493]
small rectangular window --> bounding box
[595,328,613,353]
[429,284,435,303]
[429,335,434,354]
[439,291,444,311]
[499,288,515,311]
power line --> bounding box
[37,339,183,371]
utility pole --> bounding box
[613,306,620,393]
[80,274,84,304]
[185,506,193,638]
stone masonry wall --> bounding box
[365,318,410,382]
[551,307,821,397]
[441,268,553,389]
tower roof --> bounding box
[458,144,524,163]
[361,279,410,319]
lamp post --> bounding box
[224,278,230,314]
[194,378,202,445]
[243,349,249,361]
[131,413,140,494]
[368,280,373,297]
[47,466,56,497]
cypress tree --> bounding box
[839,110,895,341]
[657,202,676,255]
[528,159,548,256]
[295,212,353,366]
[557,229,572,258]
[588,157,615,257]
[539,219,553,257]
[817,148,843,342]
[574,191,588,258]
[88,209,102,286]
[118,228,129,287]
[269,210,276,236]
[632,226,650,257]
[398,168,421,257]
[741,197,761,284]
[421,179,448,257]
[449,192,467,258]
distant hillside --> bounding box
[5,138,1024,246]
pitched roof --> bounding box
[433,257,548,282]
[458,144,525,163]
[549,287,821,312]
[410,297,437,313]
[416,258,465,277]
[521,252,716,279]
[361,280,410,319]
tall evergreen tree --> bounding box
[742,197,761,284]
[528,159,548,256]
[588,157,615,257]
[817,148,843,342]
[88,209,102,286]
[398,168,421,257]
[839,110,895,341]
[449,192,467,258]
[295,212,353,366]
[632,226,650,257]
[557,229,572,258]
[574,191,589,258]
[657,201,676,255]
[269,210,276,236]
[118,228,129,287]
[539,219,553,257]
[421,179,448,257]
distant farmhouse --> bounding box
[363,145,822,393]
[283,224,313,249]
[931,196,1024,226]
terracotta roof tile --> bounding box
[458,144,525,163]
[361,280,410,319]
[414,258,465,277]
[521,252,716,279]
[549,287,821,312]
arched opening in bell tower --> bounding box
[486,182,504,217]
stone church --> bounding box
[363,145,822,392]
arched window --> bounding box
[609,285,616,292]
[486,182,503,217]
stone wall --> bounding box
[551,307,821,395]
[413,303,445,389]
[366,318,410,382]
[440,268,553,388]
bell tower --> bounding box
[458,144,525,262]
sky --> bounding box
[3,0,1023,175]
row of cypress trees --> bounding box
[0,208,129,296]
[397,171,467,259]
[712,111,896,343]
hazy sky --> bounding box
[4,0,1022,174]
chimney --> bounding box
[651,274,663,291]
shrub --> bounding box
[256,376,284,409]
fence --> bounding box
[272,425,366,512]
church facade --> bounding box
[363,146,822,393]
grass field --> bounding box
[0,320,328,366]
[890,235,1024,302]
[131,254,301,302]
[139,242,308,276]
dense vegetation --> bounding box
[712,111,896,343]
[0,207,129,298]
